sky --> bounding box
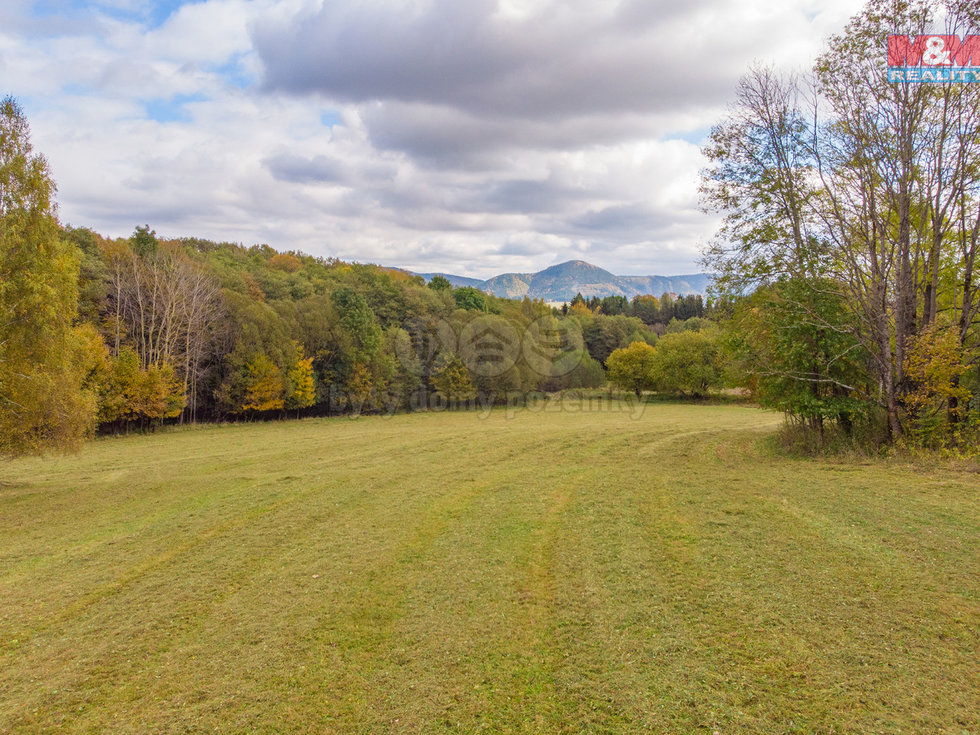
[1,0,857,278]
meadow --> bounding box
[1,401,977,733]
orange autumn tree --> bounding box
[96,347,185,428]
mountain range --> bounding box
[417,260,712,302]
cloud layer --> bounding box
[2,0,855,277]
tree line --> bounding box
[563,292,706,327]
[5,96,725,456]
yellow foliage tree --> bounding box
[268,252,303,273]
[346,362,374,411]
[0,96,96,455]
[606,341,656,398]
[285,344,316,411]
[904,324,972,446]
[96,347,186,426]
[142,363,186,420]
[241,354,284,412]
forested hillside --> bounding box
[80,228,716,424]
[67,226,717,433]
[0,92,715,457]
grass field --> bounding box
[1,401,977,733]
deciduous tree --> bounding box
[242,354,284,413]
[702,0,980,442]
[649,331,724,398]
[0,96,96,455]
[431,353,477,404]
[285,343,316,412]
[606,342,656,398]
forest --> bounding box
[2,0,980,458]
[0,98,718,458]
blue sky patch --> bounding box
[215,56,257,90]
[31,0,193,30]
[144,93,207,123]
[665,127,711,146]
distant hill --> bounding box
[417,260,711,301]
[483,272,533,299]
[416,272,486,289]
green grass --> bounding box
[1,402,977,733]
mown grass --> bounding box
[1,401,977,733]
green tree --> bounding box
[0,96,96,455]
[582,314,654,365]
[431,353,477,404]
[213,292,293,417]
[565,351,606,390]
[630,295,660,325]
[130,224,158,258]
[385,326,423,409]
[606,341,656,397]
[649,331,724,398]
[598,295,629,316]
[666,316,709,334]
[64,226,109,324]
[453,286,488,312]
[332,287,382,357]
[330,287,390,409]
[726,280,872,434]
[428,275,452,291]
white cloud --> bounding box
[2,0,858,277]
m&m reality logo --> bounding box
[887,35,980,82]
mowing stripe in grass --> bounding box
[1,404,976,733]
